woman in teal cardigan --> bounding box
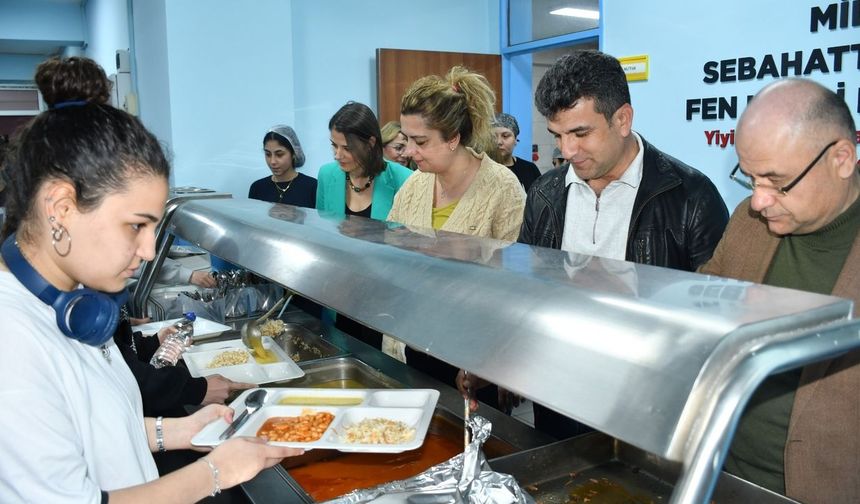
[316,101,412,220]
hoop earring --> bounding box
[49,216,72,257]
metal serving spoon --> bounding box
[219,388,268,440]
[240,293,292,357]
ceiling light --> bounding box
[550,7,600,19]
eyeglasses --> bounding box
[387,143,407,153]
[730,140,838,196]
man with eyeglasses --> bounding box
[700,78,860,503]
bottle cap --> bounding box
[183,311,197,321]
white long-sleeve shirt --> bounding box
[0,272,158,503]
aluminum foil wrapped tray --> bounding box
[325,416,535,504]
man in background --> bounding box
[700,78,860,503]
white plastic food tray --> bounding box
[183,338,304,385]
[131,316,231,341]
[192,387,440,453]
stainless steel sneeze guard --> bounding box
[169,198,860,503]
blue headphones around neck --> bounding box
[1,233,128,347]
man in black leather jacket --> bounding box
[521,50,729,438]
[520,137,728,270]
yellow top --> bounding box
[387,148,526,241]
[432,200,459,229]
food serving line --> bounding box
[132,196,860,503]
[148,309,543,502]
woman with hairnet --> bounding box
[249,125,317,208]
[492,112,541,192]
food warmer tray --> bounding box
[490,431,799,504]
[167,198,860,503]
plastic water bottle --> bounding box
[149,312,197,368]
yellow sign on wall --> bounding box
[619,55,649,82]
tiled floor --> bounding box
[511,399,534,427]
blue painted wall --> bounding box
[2,0,498,195]
[601,1,859,212]
[83,0,130,75]
[0,0,84,41]
[131,0,172,174]
[0,0,85,83]
[128,0,501,193]
[0,54,45,83]
[156,0,297,192]
[290,0,499,183]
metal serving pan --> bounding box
[289,357,404,390]
[273,323,345,364]
[489,432,799,504]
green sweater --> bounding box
[725,196,860,493]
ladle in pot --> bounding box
[241,292,293,360]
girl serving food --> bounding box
[0,56,302,503]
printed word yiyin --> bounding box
[704,129,735,148]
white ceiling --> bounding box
[527,0,600,42]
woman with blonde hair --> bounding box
[388,66,524,240]
[385,67,525,403]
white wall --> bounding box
[602,1,859,212]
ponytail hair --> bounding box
[400,66,497,156]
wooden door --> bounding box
[376,48,502,125]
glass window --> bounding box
[508,0,600,46]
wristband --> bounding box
[200,457,222,496]
[155,416,166,452]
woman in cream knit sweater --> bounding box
[387,147,525,240]
[384,66,525,400]
[388,66,525,240]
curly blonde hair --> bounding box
[400,66,496,156]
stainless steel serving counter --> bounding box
[157,198,860,503]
